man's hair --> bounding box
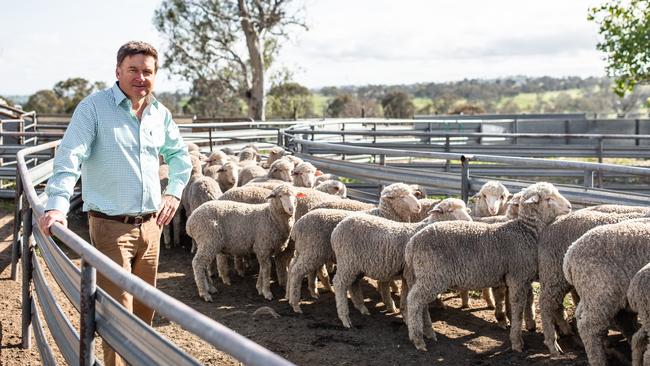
[116,41,159,71]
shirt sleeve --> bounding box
[44,100,97,214]
[159,110,191,199]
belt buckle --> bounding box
[133,215,144,225]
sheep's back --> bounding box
[292,209,353,260]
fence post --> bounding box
[372,123,377,144]
[635,119,640,146]
[444,136,451,172]
[80,260,97,366]
[11,174,23,280]
[21,207,33,349]
[513,118,518,144]
[208,128,213,152]
[378,154,386,196]
[564,120,570,145]
[460,155,471,203]
[583,170,594,188]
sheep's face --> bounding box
[218,163,239,187]
[505,192,523,219]
[270,164,293,182]
[293,169,316,188]
[473,182,510,216]
[427,198,472,223]
[384,190,421,216]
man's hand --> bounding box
[39,210,68,236]
[157,195,180,226]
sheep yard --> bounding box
[0,206,609,365]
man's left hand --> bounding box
[157,195,180,226]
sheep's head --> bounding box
[217,161,239,187]
[238,147,258,162]
[409,185,427,199]
[472,181,510,217]
[519,182,572,224]
[206,151,229,167]
[268,159,294,182]
[265,147,286,167]
[186,142,200,153]
[315,180,347,198]
[427,198,473,223]
[292,162,317,188]
[283,155,304,167]
[505,192,523,219]
[314,172,333,185]
[267,184,297,217]
[380,183,422,217]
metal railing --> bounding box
[13,140,294,366]
[281,124,650,207]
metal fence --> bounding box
[281,121,650,206]
[12,140,294,366]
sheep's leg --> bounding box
[631,328,648,366]
[524,284,536,332]
[192,250,214,302]
[400,275,410,321]
[274,245,294,287]
[316,264,332,293]
[288,254,319,313]
[422,303,435,340]
[234,256,246,277]
[378,280,397,313]
[482,288,495,309]
[191,239,198,254]
[307,271,319,299]
[506,279,528,352]
[333,271,356,328]
[216,254,231,285]
[575,300,611,366]
[539,282,573,356]
[390,280,400,295]
[162,225,172,249]
[407,282,440,351]
[256,253,274,300]
[172,209,182,247]
[493,286,509,329]
[460,290,470,309]
[349,278,369,315]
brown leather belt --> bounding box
[88,210,156,225]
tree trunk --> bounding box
[238,0,265,121]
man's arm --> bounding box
[40,100,97,235]
[157,110,191,225]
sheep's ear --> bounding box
[413,191,423,199]
[296,192,306,199]
[472,193,481,200]
[217,167,225,172]
[466,207,471,214]
[523,195,539,204]
[506,193,514,201]
[315,170,323,176]
[266,193,277,199]
[332,186,340,192]
[429,205,443,213]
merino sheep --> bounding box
[186,142,200,153]
[628,262,650,366]
[187,184,297,301]
[218,185,272,204]
[188,176,222,214]
[580,204,650,215]
[314,180,347,197]
[286,183,421,313]
[331,198,472,327]
[205,150,230,168]
[292,162,317,188]
[312,199,374,212]
[563,217,650,366]
[538,209,649,356]
[204,161,239,192]
[247,158,294,185]
[283,155,304,167]
[314,173,333,186]
[262,146,286,168]
[471,180,511,217]
[238,147,259,164]
[404,182,571,352]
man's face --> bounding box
[115,54,156,100]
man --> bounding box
[38,41,191,366]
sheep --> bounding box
[238,164,268,186]
[461,181,512,311]
[314,173,333,186]
[262,146,286,168]
[538,209,649,356]
[628,262,650,366]
[238,147,259,163]
[312,199,374,212]
[292,162,317,188]
[580,204,650,215]
[404,182,572,352]
[204,150,230,168]
[204,161,239,192]
[186,142,200,153]
[286,183,422,313]
[187,184,297,301]
[247,158,294,186]
[563,217,650,366]
[188,176,222,214]
[470,180,511,217]
[283,155,304,168]
[410,198,442,224]
[314,179,347,197]
[331,198,472,327]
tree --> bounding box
[589,0,650,97]
[266,82,313,119]
[23,90,65,113]
[381,91,414,118]
[325,94,363,118]
[53,78,106,113]
[449,103,485,115]
[185,78,243,118]
[154,0,307,121]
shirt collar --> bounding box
[111,82,159,110]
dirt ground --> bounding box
[0,203,629,365]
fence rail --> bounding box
[13,140,295,366]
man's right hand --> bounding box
[39,210,67,236]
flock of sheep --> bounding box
[158,142,650,366]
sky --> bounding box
[0,0,606,96]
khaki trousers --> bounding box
[88,214,162,366]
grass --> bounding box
[497,89,583,110]
[311,94,330,117]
